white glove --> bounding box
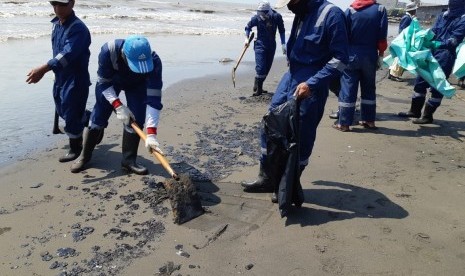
[115,105,134,126]
[145,134,163,154]
[244,37,250,46]
[282,44,287,55]
[376,56,384,70]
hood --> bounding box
[350,0,375,10]
[448,0,465,17]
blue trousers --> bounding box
[53,81,89,138]
[91,83,147,130]
[338,54,377,126]
[254,42,276,80]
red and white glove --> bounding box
[145,134,163,154]
[112,99,134,126]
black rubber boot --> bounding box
[121,130,148,175]
[398,97,425,118]
[413,104,437,124]
[253,77,258,93]
[271,166,305,204]
[70,128,103,173]
[252,78,267,96]
[59,137,83,163]
[241,163,272,192]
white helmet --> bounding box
[257,1,271,11]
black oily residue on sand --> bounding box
[168,97,272,181]
[164,174,204,225]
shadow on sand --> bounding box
[285,180,408,227]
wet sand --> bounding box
[1,58,465,275]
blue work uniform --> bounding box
[48,12,91,138]
[411,10,465,108]
[245,9,285,81]
[399,14,413,34]
[261,0,349,168]
[338,3,388,126]
[90,39,163,130]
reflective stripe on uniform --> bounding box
[329,57,347,72]
[413,92,425,98]
[55,20,81,68]
[147,89,162,97]
[107,40,119,70]
[316,4,335,27]
[361,99,376,105]
[339,101,356,108]
[97,77,112,83]
[55,53,67,67]
[429,97,442,103]
[261,147,267,155]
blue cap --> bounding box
[123,35,154,73]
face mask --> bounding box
[287,0,309,16]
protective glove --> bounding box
[145,134,164,154]
[282,44,287,55]
[115,105,134,126]
[376,56,384,70]
[424,40,441,50]
[244,37,250,46]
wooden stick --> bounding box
[130,122,178,179]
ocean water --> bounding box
[0,0,398,167]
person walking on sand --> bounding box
[71,35,164,175]
[241,0,349,203]
[398,0,465,124]
[333,0,388,132]
[245,1,286,96]
[26,0,91,163]
[388,2,417,82]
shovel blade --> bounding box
[164,174,204,224]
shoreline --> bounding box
[2,56,465,275]
[0,33,256,168]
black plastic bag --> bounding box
[263,98,304,217]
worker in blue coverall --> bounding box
[398,0,465,124]
[245,1,286,96]
[389,2,417,82]
[26,0,91,163]
[334,0,388,132]
[71,35,164,174]
[241,0,349,203]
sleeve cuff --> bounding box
[147,127,157,135]
[111,98,122,109]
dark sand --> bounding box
[1,58,465,275]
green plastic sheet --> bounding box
[383,18,456,98]
[453,41,465,79]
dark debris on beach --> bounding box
[11,96,270,275]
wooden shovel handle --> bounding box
[130,122,178,179]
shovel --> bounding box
[130,122,204,224]
[232,32,254,88]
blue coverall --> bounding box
[399,14,413,34]
[245,9,285,81]
[338,3,388,126]
[48,12,91,138]
[90,39,163,130]
[261,0,349,168]
[411,6,465,110]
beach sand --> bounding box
[1,58,465,275]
